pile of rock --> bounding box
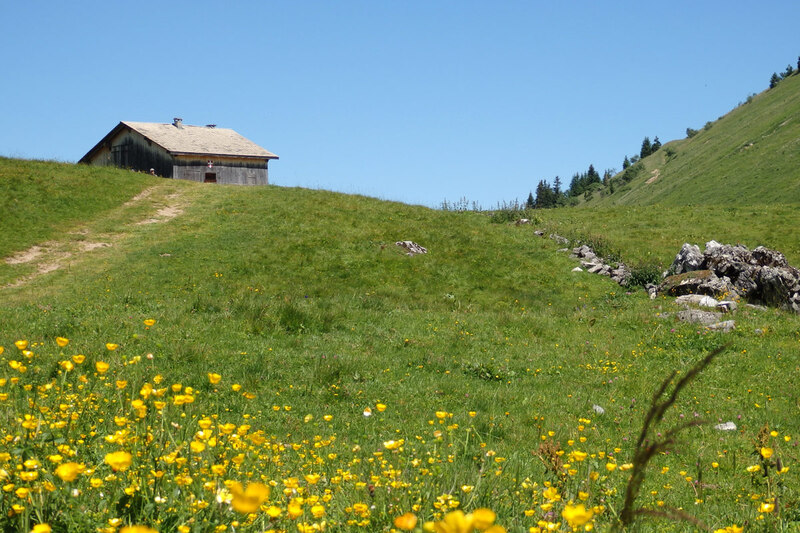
[570,245,631,286]
[542,230,799,315]
[395,241,428,256]
[661,241,800,313]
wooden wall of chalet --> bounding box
[84,129,174,177]
[173,156,269,185]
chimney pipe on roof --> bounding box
[173,117,183,128]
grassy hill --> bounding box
[584,71,800,207]
[1,160,800,531]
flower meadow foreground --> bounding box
[0,329,794,532]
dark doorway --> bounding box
[204,173,217,183]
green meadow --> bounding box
[1,156,799,532]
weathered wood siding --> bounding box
[173,155,269,185]
[84,126,271,184]
[84,129,174,177]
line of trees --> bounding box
[769,56,799,89]
[527,134,662,209]
[527,164,611,209]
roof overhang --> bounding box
[79,122,130,163]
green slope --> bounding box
[1,163,799,530]
[0,157,155,258]
[588,72,800,206]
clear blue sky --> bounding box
[2,1,798,208]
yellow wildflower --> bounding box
[562,504,594,528]
[230,481,271,514]
[104,451,133,472]
[55,462,83,482]
[472,508,496,530]
[395,512,418,531]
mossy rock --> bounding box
[658,269,721,297]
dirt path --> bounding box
[645,168,661,184]
[2,185,188,289]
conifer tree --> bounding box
[651,137,662,152]
[622,155,630,170]
[770,72,781,89]
[534,180,549,208]
[587,164,600,184]
[640,137,652,159]
[553,176,562,197]
[525,191,535,210]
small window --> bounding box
[204,173,217,183]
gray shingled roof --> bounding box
[123,121,278,159]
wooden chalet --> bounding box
[79,118,279,185]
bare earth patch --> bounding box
[77,242,112,252]
[5,244,49,265]
[645,169,660,184]
[135,193,185,225]
[5,253,72,289]
[123,186,156,207]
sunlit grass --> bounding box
[0,330,795,532]
[1,159,800,530]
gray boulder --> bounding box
[395,241,428,256]
[675,309,723,325]
[675,294,719,307]
[659,270,735,298]
[752,246,789,268]
[671,243,703,274]
[707,320,736,333]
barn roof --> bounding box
[80,121,279,162]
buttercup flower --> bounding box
[104,451,133,472]
[562,504,594,528]
[394,512,418,531]
[230,482,271,514]
[55,462,83,482]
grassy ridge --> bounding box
[1,161,800,530]
[0,157,153,258]
[588,72,800,207]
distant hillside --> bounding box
[585,71,800,206]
